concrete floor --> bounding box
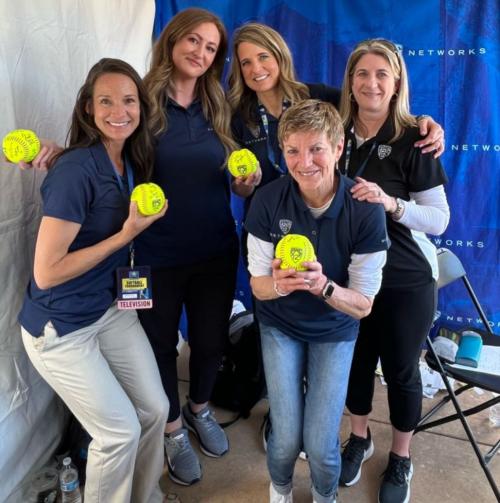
[160,345,500,503]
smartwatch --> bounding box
[321,279,335,300]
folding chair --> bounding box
[415,248,500,501]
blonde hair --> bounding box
[143,8,236,154]
[278,99,344,150]
[227,23,309,127]
[339,38,416,143]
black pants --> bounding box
[139,251,238,422]
[345,281,436,432]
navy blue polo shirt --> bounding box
[339,119,448,289]
[18,142,130,337]
[135,98,238,268]
[245,174,389,343]
[231,83,341,214]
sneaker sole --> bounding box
[377,462,413,503]
[165,457,202,486]
[167,469,201,487]
[341,440,375,487]
[182,410,228,458]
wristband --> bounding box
[273,281,290,297]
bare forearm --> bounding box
[250,276,281,300]
[323,281,373,319]
[251,273,373,319]
[35,230,130,289]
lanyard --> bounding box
[110,157,136,266]
[111,158,135,196]
[258,101,290,175]
[344,138,377,179]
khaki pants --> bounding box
[22,305,169,503]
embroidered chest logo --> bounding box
[279,219,292,234]
[378,145,392,159]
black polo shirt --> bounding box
[231,83,341,214]
[339,119,448,288]
[135,98,238,268]
[245,174,389,343]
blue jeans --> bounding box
[260,323,356,503]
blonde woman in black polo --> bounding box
[338,39,450,503]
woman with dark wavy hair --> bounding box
[18,58,169,503]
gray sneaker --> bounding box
[182,403,229,457]
[164,428,202,486]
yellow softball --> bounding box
[275,234,316,271]
[227,148,258,177]
[2,129,41,163]
[130,183,166,216]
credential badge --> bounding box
[378,145,392,160]
[279,219,292,234]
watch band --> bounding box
[321,279,335,300]
[390,197,404,220]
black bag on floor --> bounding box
[211,309,266,426]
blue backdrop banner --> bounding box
[154,0,500,333]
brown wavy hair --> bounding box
[227,23,310,128]
[59,58,154,183]
[143,7,236,155]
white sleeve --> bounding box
[347,251,387,298]
[247,233,274,277]
[397,185,450,235]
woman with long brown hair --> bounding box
[136,8,239,487]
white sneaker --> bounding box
[270,482,293,503]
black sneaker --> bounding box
[339,429,374,486]
[378,452,413,503]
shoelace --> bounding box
[382,456,410,486]
[166,433,188,456]
[342,435,369,463]
[193,410,220,433]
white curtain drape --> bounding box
[0,1,155,500]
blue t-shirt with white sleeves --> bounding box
[18,142,130,337]
[244,174,389,343]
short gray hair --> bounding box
[278,99,344,149]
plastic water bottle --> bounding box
[59,457,82,503]
[489,393,500,427]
